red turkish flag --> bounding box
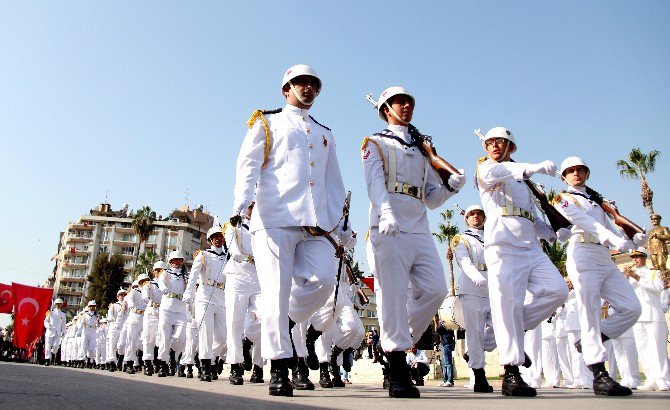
[12,283,53,349]
[0,283,14,314]
[361,277,375,294]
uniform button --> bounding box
[309,144,313,149]
[310,161,315,167]
[306,128,311,134]
[309,180,314,186]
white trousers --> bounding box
[194,301,226,360]
[158,309,187,361]
[123,312,143,362]
[486,244,568,366]
[180,321,199,365]
[567,330,593,387]
[460,294,496,369]
[82,329,96,360]
[315,305,365,363]
[541,336,560,386]
[371,230,448,352]
[520,325,542,387]
[612,336,641,388]
[117,323,128,356]
[291,321,308,358]
[253,227,337,360]
[604,339,618,378]
[95,336,106,365]
[142,309,160,361]
[44,331,61,360]
[634,321,670,389]
[555,336,574,386]
[106,324,122,362]
[567,259,641,365]
[225,270,261,365]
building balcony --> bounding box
[65,262,88,269]
[60,276,86,283]
[66,236,93,243]
[57,289,83,297]
[116,226,135,234]
[69,222,94,230]
[114,239,137,245]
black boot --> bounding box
[342,348,354,372]
[44,358,50,366]
[502,365,536,397]
[200,359,212,382]
[588,362,632,396]
[169,351,177,376]
[229,363,244,385]
[117,355,124,371]
[473,368,494,393]
[157,361,168,378]
[330,346,345,388]
[291,357,315,390]
[126,360,136,374]
[87,358,92,369]
[177,363,186,377]
[108,361,116,372]
[250,364,264,383]
[144,360,153,376]
[575,333,610,354]
[269,359,294,397]
[186,364,194,379]
[137,351,143,370]
[212,357,220,380]
[319,362,333,388]
[387,351,420,398]
[242,338,253,371]
[305,325,322,370]
[523,352,532,368]
[382,367,390,390]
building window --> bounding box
[168,236,177,247]
[120,247,135,255]
[98,246,109,254]
[122,233,137,242]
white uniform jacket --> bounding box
[44,308,66,336]
[158,267,188,313]
[630,267,666,322]
[184,247,228,306]
[476,158,554,248]
[233,103,347,233]
[362,125,453,233]
[223,223,256,276]
[453,228,489,298]
[142,280,163,309]
[128,287,147,312]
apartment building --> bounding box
[49,203,213,312]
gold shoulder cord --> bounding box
[361,136,387,173]
[551,192,581,209]
[247,110,272,168]
[475,156,501,192]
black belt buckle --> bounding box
[407,186,418,197]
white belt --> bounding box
[391,181,423,201]
[500,206,535,222]
[573,233,601,245]
[475,263,487,271]
[201,278,225,289]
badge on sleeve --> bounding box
[562,200,569,209]
[363,149,370,160]
[322,136,328,147]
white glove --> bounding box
[379,209,399,237]
[610,236,636,253]
[469,271,487,287]
[182,293,194,305]
[232,252,245,263]
[526,160,557,176]
[632,232,648,246]
[556,228,572,242]
[447,169,466,191]
[338,229,357,249]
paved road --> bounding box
[1,362,669,409]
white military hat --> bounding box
[137,273,150,283]
[117,288,127,295]
[153,261,169,270]
[559,156,590,178]
[87,300,97,307]
[376,86,415,122]
[207,226,223,240]
[629,247,649,258]
[464,204,485,228]
[54,298,64,304]
[482,127,517,153]
[168,250,185,261]
[131,280,139,288]
[281,64,321,93]
[100,318,108,324]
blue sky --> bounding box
[1,2,668,325]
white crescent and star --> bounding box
[0,290,12,304]
[18,297,39,317]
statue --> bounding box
[647,213,670,272]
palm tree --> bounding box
[433,210,460,295]
[132,251,160,281]
[132,206,156,271]
[541,239,568,277]
[616,148,661,219]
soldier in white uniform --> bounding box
[96,318,107,369]
[452,205,496,392]
[552,156,643,395]
[124,275,149,373]
[475,127,568,397]
[540,313,560,388]
[106,288,127,371]
[62,320,75,366]
[156,250,189,377]
[627,248,670,391]
[231,64,353,397]
[225,203,263,385]
[609,306,641,389]
[79,300,99,368]
[142,261,167,375]
[362,86,464,398]
[180,298,199,379]
[43,298,66,366]
[565,287,592,389]
[184,226,228,382]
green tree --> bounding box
[87,253,126,316]
[541,239,568,277]
[616,148,661,219]
[132,206,157,271]
[132,251,160,281]
[433,210,460,295]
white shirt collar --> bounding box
[284,103,310,118]
[387,124,410,143]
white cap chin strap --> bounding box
[384,102,408,125]
[289,81,314,106]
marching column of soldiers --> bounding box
[37,64,669,399]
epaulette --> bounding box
[247,109,280,168]
[361,137,370,151]
[476,156,488,166]
[451,234,461,247]
[309,115,331,131]
[550,193,564,206]
[360,136,387,172]
[193,249,201,259]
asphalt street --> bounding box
[1,362,669,409]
